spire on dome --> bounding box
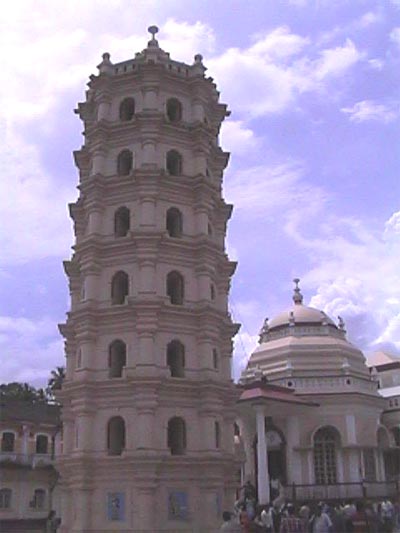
[147,25,159,47]
[292,278,303,305]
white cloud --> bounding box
[220,120,259,156]
[390,27,400,46]
[209,32,364,117]
[341,100,399,123]
[0,315,64,386]
[225,162,327,216]
[0,128,75,266]
[292,211,400,354]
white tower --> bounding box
[58,27,240,532]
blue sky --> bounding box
[0,0,399,385]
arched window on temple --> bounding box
[111,271,129,305]
[107,417,125,456]
[166,150,182,176]
[167,417,186,455]
[119,98,135,121]
[114,207,130,237]
[35,435,48,455]
[166,98,182,123]
[167,340,185,378]
[108,340,127,378]
[166,271,184,305]
[1,432,15,452]
[166,207,183,238]
[210,283,216,301]
[117,150,133,176]
[313,426,340,485]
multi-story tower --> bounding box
[58,27,240,532]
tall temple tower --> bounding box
[58,27,240,532]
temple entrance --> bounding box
[253,425,286,502]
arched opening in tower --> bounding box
[166,150,182,176]
[107,416,126,456]
[111,271,129,305]
[114,207,130,237]
[167,340,185,377]
[166,207,183,238]
[117,150,133,176]
[166,98,182,123]
[167,417,186,455]
[108,340,127,378]
[119,97,135,121]
[167,271,184,305]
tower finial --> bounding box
[292,278,303,305]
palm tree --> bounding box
[47,367,66,392]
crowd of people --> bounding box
[220,481,400,532]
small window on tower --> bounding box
[167,340,185,378]
[117,150,133,176]
[212,349,219,370]
[119,98,135,121]
[166,150,182,176]
[210,284,216,301]
[167,271,184,305]
[107,417,126,456]
[108,340,127,378]
[166,98,182,123]
[166,208,183,238]
[215,421,221,449]
[114,207,130,237]
[167,417,186,455]
[111,271,129,305]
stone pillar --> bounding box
[286,416,301,484]
[143,88,157,110]
[88,208,102,233]
[97,99,110,120]
[75,488,92,529]
[195,209,208,234]
[91,149,106,174]
[136,408,155,449]
[137,488,155,529]
[256,406,270,504]
[78,414,93,452]
[193,99,204,121]
[140,197,156,227]
[21,425,29,460]
[142,140,156,165]
[139,260,155,295]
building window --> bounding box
[117,150,133,176]
[167,340,185,378]
[0,489,11,509]
[107,417,125,456]
[114,207,130,237]
[109,340,126,378]
[167,417,186,455]
[207,223,213,236]
[111,271,129,305]
[363,449,377,481]
[166,150,182,176]
[212,349,219,370]
[215,421,221,449]
[119,98,135,121]
[1,432,15,452]
[30,489,46,510]
[36,435,48,455]
[313,426,339,485]
[166,207,183,238]
[166,271,184,305]
[166,98,182,123]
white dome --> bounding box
[268,303,336,329]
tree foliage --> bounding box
[0,366,65,403]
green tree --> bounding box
[47,366,66,393]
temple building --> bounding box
[57,26,240,532]
[1,26,399,533]
[238,280,400,504]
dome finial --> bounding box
[148,25,159,40]
[292,278,303,305]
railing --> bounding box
[0,452,54,468]
[288,480,399,502]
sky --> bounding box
[0,0,399,386]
